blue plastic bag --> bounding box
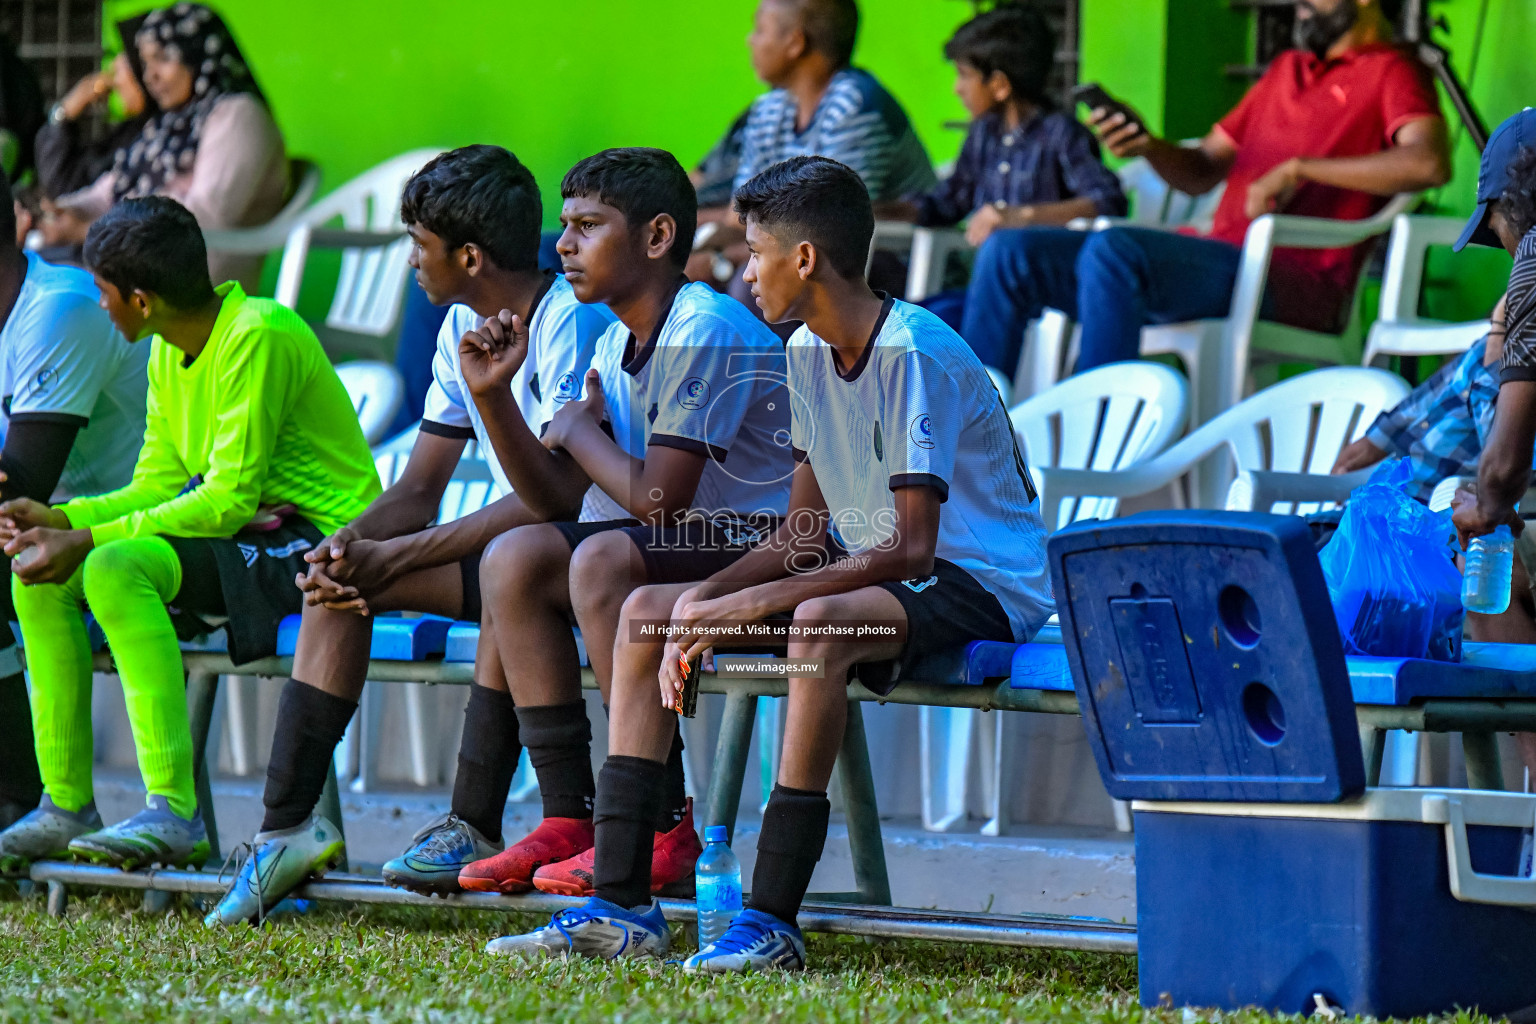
[1318,459,1464,661]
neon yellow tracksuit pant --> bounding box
[14,536,196,818]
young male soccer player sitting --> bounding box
[0,196,379,872]
[204,145,616,921]
[448,147,793,899]
[0,172,150,837]
[485,156,1053,967]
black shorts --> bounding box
[716,557,1013,697]
[856,558,1014,695]
[552,513,780,585]
[171,517,325,664]
[456,544,492,622]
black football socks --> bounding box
[592,754,665,909]
[747,784,831,927]
[260,678,356,833]
[516,701,594,820]
[450,684,521,843]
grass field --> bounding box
[0,890,1496,1023]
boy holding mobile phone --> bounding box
[890,4,1125,249]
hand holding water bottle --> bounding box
[1463,524,1516,615]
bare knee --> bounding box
[612,587,675,680]
[479,525,570,608]
[569,531,640,623]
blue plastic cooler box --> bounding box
[1048,511,1536,1017]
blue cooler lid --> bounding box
[1048,511,1364,802]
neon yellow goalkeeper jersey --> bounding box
[62,283,381,544]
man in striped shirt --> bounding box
[690,0,934,302]
[1453,112,1536,550]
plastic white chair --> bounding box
[1035,366,1410,520]
[985,366,1013,407]
[919,361,1190,836]
[273,149,444,337]
[900,152,1224,306]
[1011,360,1191,528]
[200,156,322,258]
[1362,213,1491,367]
[1036,194,1418,434]
[336,360,405,445]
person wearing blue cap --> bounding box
[1452,109,1536,555]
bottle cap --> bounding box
[704,825,729,843]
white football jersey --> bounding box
[583,281,792,520]
[421,274,615,499]
[787,298,1052,641]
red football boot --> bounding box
[532,798,704,897]
[457,816,594,894]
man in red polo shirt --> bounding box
[958,0,1450,376]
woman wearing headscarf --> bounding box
[34,16,157,201]
[50,3,288,290]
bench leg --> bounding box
[187,670,221,860]
[1463,731,1505,791]
[316,762,349,871]
[705,692,757,842]
[837,700,891,907]
[1359,725,1385,787]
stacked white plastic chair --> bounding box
[1037,366,1410,521]
[1361,213,1492,368]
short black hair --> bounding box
[1502,145,1536,241]
[561,148,697,269]
[943,2,1055,106]
[733,155,872,278]
[399,145,541,272]
[83,196,215,307]
[780,0,859,68]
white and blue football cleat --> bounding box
[484,897,671,959]
[683,908,807,974]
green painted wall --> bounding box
[97,0,1534,329]
[103,0,975,224]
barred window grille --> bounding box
[0,0,104,106]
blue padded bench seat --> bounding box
[1001,637,1536,706]
[1343,642,1536,705]
[445,623,588,667]
[274,613,453,661]
[268,611,1536,708]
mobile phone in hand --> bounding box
[1071,82,1142,136]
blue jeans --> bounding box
[959,226,1246,375]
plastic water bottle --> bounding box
[1463,524,1516,615]
[695,825,742,948]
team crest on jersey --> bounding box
[554,371,580,403]
[872,421,883,461]
[901,575,938,593]
[909,414,934,450]
[677,377,710,410]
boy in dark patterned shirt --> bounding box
[903,3,1125,247]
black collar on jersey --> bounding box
[622,275,688,377]
[833,293,894,383]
